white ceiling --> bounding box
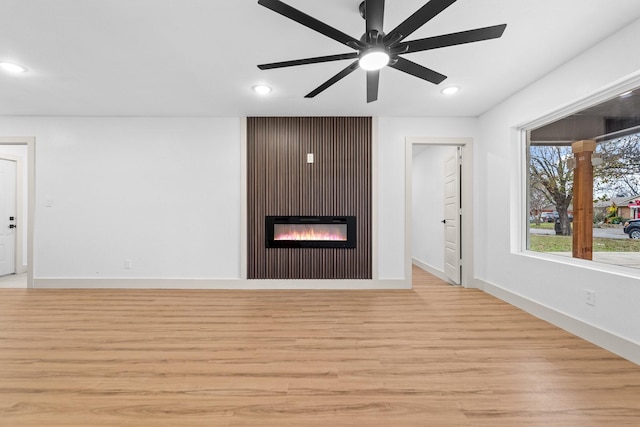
[2,0,640,117]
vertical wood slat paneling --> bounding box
[247,117,372,280]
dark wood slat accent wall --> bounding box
[247,117,372,279]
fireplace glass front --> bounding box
[266,216,356,248]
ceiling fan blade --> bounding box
[305,61,359,98]
[258,0,359,47]
[389,57,447,84]
[401,24,507,53]
[258,53,358,70]
[365,0,385,34]
[384,0,457,43]
[367,70,380,103]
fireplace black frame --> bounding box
[265,216,356,248]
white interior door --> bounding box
[0,158,17,276]
[443,150,461,285]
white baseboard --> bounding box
[478,278,640,365]
[412,258,454,285]
[33,278,411,290]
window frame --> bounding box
[515,73,640,277]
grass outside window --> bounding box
[530,235,640,252]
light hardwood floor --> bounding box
[1,266,639,426]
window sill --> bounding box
[516,249,640,279]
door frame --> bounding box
[405,136,474,288]
[0,137,35,288]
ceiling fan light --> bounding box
[359,49,390,71]
[0,62,27,73]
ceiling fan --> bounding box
[257,0,507,103]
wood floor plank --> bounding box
[1,266,639,425]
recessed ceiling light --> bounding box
[441,86,460,95]
[0,62,27,73]
[253,84,272,95]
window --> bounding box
[525,86,640,269]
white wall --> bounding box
[377,117,478,280]
[0,117,241,279]
[412,145,458,275]
[0,115,480,289]
[476,18,640,353]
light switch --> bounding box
[307,153,314,164]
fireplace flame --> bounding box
[274,224,347,241]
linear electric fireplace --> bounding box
[266,216,356,248]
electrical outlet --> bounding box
[585,289,595,306]
[124,259,132,269]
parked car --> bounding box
[541,212,559,222]
[623,219,640,239]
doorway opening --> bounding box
[0,137,35,288]
[405,137,474,288]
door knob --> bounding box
[441,219,446,224]
[9,224,16,229]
